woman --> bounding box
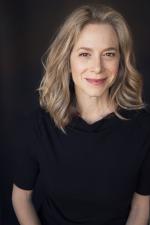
[12,4,150,225]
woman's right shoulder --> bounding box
[12,106,53,148]
[13,106,52,137]
[17,106,51,124]
[24,106,56,131]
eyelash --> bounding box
[105,52,115,57]
[79,53,90,57]
[79,52,116,57]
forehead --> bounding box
[74,23,119,50]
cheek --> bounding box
[70,57,86,74]
[72,64,84,73]
[106,60,120,75]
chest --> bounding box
[38,127,143,199]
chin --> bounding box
[85,90,107,98]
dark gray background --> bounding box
[1,0,150,224]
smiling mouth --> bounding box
[85,78,107,86]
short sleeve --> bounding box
[135,148,150,195]
[135,108,150,195]
[12,111,40,190]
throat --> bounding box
[78,110,115,125]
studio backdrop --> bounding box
[1,0,150,225]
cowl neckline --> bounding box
[67,108,138,133]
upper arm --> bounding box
[12,184,33,202]
[131,192,149,211]
[126,193,150,224]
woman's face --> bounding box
[70,23,120,100]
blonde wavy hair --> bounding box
[38,3,146,134]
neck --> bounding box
[75,93,116,123]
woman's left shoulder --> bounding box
[134,106,150,132]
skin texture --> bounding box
[70,23,120,123]
[125,192,149,225]
[12,184,42,225]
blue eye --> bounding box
[79,53,90,57]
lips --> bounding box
[85,78,107,85]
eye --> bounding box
[79,53,90,57]
[104,52,116,57]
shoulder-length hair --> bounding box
[38,3,146,134]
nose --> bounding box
[91,56,103,74]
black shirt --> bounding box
[12,106,150,225]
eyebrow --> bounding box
[77,47,118,51]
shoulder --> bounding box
[12,106,53,156]
[119,106,150,134]
[22,106,57,135]
[135,106,150,126]
[17,106,52,126]
[119,106,150,123]
[13,106,49,139]
[131,106,150,135]
[12,108,46,157]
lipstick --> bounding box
[85,78,107,86]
